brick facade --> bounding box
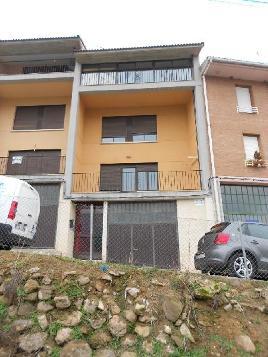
[206,76,268,178]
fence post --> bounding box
[239,222,249,279]
[102,201,108,262]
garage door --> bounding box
[29,183,60,248]
[107,201,179,269]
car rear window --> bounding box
[244,223,268,239]
[209,222,230,233]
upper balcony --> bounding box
[80,59,193,91]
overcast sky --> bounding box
[1,0,268,63]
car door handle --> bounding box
[28,214,32,217]
[250,240,259,245]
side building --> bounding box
[203,57,268,223]
[0,36,84,252]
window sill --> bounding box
[11,129,65,132]
[101,141,158,145]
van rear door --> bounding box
[0,177,15,225]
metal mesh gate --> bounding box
[107,201,179,269]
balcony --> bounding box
[0,156,66,176]
[72,170,201,194]
[81,67,192,86]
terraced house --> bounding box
[0,36,215,269]
[203,57,268,224]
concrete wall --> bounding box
[0,96,71,157]
[54,184,75,257]
[177,196,216,271]
[206,76,268,178]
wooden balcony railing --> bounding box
[72,170,201,193]
[0,156,66,175]
[81,67,193,86]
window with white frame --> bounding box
[243,135,259,160]
[236,87,257,113]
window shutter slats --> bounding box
[102,117,127,138]
[100,164,122,191]
[243,136,259,160]
[131,116,156,135]
[13,105,65,130]
[236,87,252,110]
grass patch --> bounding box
[50,347,61,357]
[110,336,121,350]
[210,335,234,353]
[152,339,165,356]
[71,326,83,340]
[135,336,147,357]
[0,302,7,320]
[127,322,136,334]
[57,282,84,299]
[170,347,207,357]
[48,322,62,337]
[17,287,27,298]
[30,312,39,326]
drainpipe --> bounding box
[202,58,223,222]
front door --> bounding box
[74,204,103,260]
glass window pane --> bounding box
[122,168,135,191]
[138,172,147,190]
[148,172,158,190]
[133,135,145,142]
[113,137,125,143]
[145,134,157,141]
[102,138,113,143]
[247,224,268,239]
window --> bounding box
[100,163,158,192]
[13,105,65,130]
[102,115,157,143]
[243,223,268,239]
[236,86,255,113]
[243,135,259,160]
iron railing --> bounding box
[72,170,201,193]
[0,156,66,175]
[81,67,193,86]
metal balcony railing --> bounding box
[72,170,201,193]
[0,156,66,175]
[81,67,193,86]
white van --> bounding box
[0,176,40,249]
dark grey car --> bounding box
[194,221,268,279]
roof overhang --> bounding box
[202,57,268,82]
[0,36,85,59]
[75,43,204,64]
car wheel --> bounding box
[228,252,256,279]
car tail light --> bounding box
[214,232,230,245]
[8,201,18,220]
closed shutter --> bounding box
[13,105,65,130]
[42,105,65,129]
[102,117,127,138]
[131,116,156,135]
[100,164,122,191]
[7,150,61,175]
[243,136,259,160]
[13,106,40,130]
[236,87,252,111]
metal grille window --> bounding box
[102,115,157,143]
[221,184,268,223]
[13,105,65,130]
[100,163,158,192]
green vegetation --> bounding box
[48,321,62,337]
[16,286,27,298]
[55,281,84,299]
[170,347,207,357]
[50,347,61,357]
[110,336,121,350]
[210,334,234,353]
[71,326,83,340]
[152,340,165,356]
[0,302,7,320]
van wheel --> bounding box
[228,253,256,279]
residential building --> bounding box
[202,57,268,223]
[0,36,84,250]
[0,37,215,269]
